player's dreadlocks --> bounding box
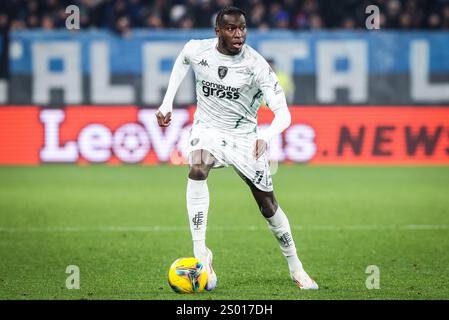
[215,6,247,28]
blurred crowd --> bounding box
[1,0,449,33]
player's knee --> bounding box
[259,198,278,218]
[189,164,210,180]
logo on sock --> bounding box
[192,212,204,230]
[278,232,292,247]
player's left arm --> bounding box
[253,64,291,159]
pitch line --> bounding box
[0,224,448,233]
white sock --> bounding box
[266,206,303,273]
[186,178,209,259]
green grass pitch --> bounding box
[1,165,448,300]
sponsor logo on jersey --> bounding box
[218,66,228,79]
[201,80,240,100]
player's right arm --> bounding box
[156,41,193,127]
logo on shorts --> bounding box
[253,170,264,185]
[218,66,228,79]
[191,138,199,146]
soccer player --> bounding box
[155,6,318,290]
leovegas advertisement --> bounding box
[0,106,448,165]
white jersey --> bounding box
[180,38,288,135]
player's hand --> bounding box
[253,139,267,160]
[155,110,172,127]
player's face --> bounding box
[215,13,247,55]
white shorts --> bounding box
[187,123,273,192]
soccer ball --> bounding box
[168,257,208,294]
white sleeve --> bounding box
[158,42,192,116]
[255,62,291,143]
[258,107,291,143]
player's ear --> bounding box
[214,26,220,37]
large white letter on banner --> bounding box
[411,40,449,102]
[138,109,189,162]
[40,109,78,162]
[32,42,82,104]
[317,40,368,103]
[90,42,135,104]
